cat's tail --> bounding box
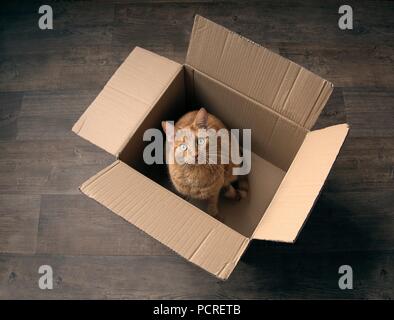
[237,175,249,199]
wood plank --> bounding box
[112,1,394,48]
[0,195,40,254]
[301,190,394,252]
[0,139,113,194]
[0,92,23,141]
[0,161,112,195]
[0,140,112,165]
[112,3,192,62]
[313,87,347,130]
[279,44,394,88]
[249,190,394,253]
[0,49,119,92]
[1,1,116,92]
[325,137,394,192]
[17,90,99,140]
[1,2,114,55]
[0,251,392,299]
[343,88,394,137]
[37,194,171,256]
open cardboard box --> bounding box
[72,15,349,280]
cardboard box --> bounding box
[72,15,349,280]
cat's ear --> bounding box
[194,108,208,129]
[161,121,167,132]
[162,121,175,142]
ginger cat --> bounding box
[162,108,248,218]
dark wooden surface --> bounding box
[0,0,393,299]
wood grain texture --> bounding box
[0,195,40,254]
[0,139,113,194]
[17,90,100,141]
[0,92,22,140]
[0,0,393,299]
[0,251,392,299]
[37,194,171,256]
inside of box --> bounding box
[120,65,308,237]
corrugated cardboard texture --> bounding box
[186,15,333,129]
[72,47,182,155]
[120,66,185,166]
[80,161,249,280]
[192,68,307,171]
[253,124,349,242]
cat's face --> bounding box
[173,129,209,164]
[163,108,215,165]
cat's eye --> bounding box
[197,137,206,145]
[179,144,187,151]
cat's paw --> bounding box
[233,189,247,201]
[234,190,242,201]
[238,189,247,199]
[207,206,219,217]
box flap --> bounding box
[186,15,333,129]
[252,124,349,242]
[80,161,249,280]
[72,47,182,156]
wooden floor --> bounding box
[1,0,393,299]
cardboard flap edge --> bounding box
[186,15,333,129]
[252,123,349,243]
[72,47,182,156]
[79,160,249,280]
